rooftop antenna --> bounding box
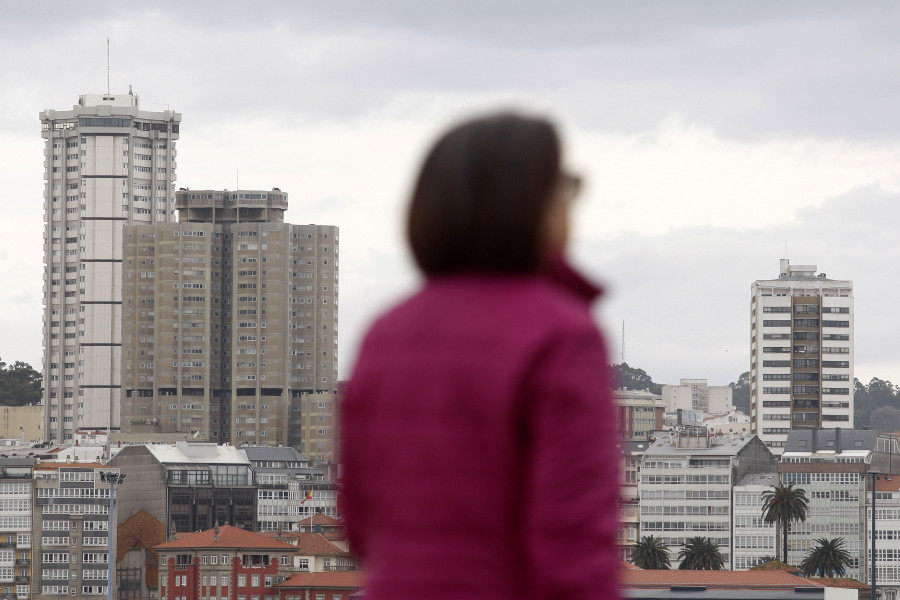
[621,320,625,364]
[236,168,239,191]
[106,38,110,94]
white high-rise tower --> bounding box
[40,92,180,442]
[750,259,854,454]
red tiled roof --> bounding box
[277,571,364,589]
[155,525,297,551]
[293,533,346,555]
[619,561,642,570]
[875,477,900,491]
[622,570,825,589]
[298,513,343,526]
[808,578,870,590]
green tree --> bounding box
[0,359,41,407]
[631,535,671,570]
[799,537,852,577]
[855,377,900,427]
[677,537,725,570]
[613,363,662,395]
[761,481,809,565]
[868,405,900,434]
[729,371,750,413]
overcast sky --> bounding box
[2,1,900,388]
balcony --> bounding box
[13,576,28,584]
[0,542,15,549]
[15,559,29,566]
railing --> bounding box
[13,576,28,584]
[14,559,29,566]
[0,542,16,549]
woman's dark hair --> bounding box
[407,112,561,275]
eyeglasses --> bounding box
[556,172,583,201]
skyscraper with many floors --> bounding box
[750,259,854,453]
[120,189,338,450]
[40,92,180,442]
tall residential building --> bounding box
[750,259,854,453]
[40,92,181,442]
[120,189,338,448]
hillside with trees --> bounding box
[0,358,41,406]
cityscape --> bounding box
[4,4,900,600]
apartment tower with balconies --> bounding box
[40,92,180,442]
[750,259,854,454]
[120,189,338,450]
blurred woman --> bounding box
[341,112,619,600]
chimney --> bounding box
[811,428,817,451]
[835,428,842,454]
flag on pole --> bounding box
[301,490,313,504]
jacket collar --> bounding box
[544,253,604,302]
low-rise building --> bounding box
[0,458,33,600]
[733,472,778,570]
[276,571,363,600]
[780,428,900,582]
[156,524,296,600]
[639,427,776,569]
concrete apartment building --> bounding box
[663,378,733,414]
[40,92,181,442]
[779,428,900,583]
[750,260,854,453]
[0,458,34,600]
[120,189,338,449]
[639,426,776,569]
[31,461,117,600]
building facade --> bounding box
[120,189,338,448]
[614,389,667,442]
[779,428,900,582]
[156,524,296,600]
[0,459,34,600]
[639,427,777,569]
[732,472,778,570]
[244,446,337,532]
[31,462,116,600]
[663,379,733,414]
[750,260,854,453]
[40,92,181,441]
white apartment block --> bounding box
[733,472,778,570]
[750,260,853,454]
[779,429,900,582]
[40,92,180,442]
[639,427,776,569]
[663,379,733,414]
[870,477,900,600]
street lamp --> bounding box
[100,471,126,600]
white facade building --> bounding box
[870,477,900,600]
[663,379,733,414]
[40,92,180,442]
[750,260,853,454]
[639,427,776,569]
[733,472,778,570]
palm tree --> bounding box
[761,481,809,564]
[800,537,852,577]
[632,535,671,569]
[677,537,725,570]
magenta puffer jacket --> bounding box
[341,260,620,600]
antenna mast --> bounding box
[621,320,625,364]
[106,38,110,94]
